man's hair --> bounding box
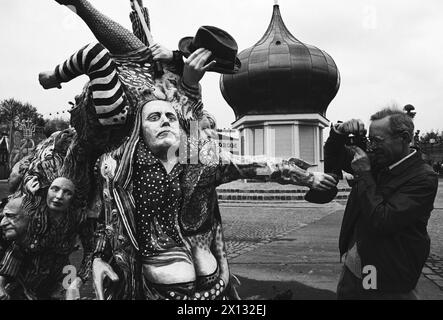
[370,107,414,141]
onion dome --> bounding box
[220,3,340,119]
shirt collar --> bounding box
[136,141,183,178]
[388,149,417,171]
[137,141,160,166]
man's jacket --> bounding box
[325,128,438,292]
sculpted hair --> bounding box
[202,110,217,130]
[370,107,414,141]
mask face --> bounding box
[141,100,180,155]
[0,197,27,241]
[46,177,75,213]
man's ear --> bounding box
[400,131,412,143]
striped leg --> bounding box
[54,43,129,126]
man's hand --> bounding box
[39,70,61,89]
[92,258,119,300]
[0,276,10,300]
[335,119,366,136]
[347,145,371,173]
[149,43,173,62]
[182,48,216,88]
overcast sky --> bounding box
[1,0,442,133]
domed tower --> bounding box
[220,2,340,169]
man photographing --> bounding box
[325,107,438,299]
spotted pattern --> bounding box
[187,229,212,251]
[133,141,185,257]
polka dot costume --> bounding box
[133,141,185,257]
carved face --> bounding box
[46,177,75,213]
[0,197,28,241]
[141,100,180,155]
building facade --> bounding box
[220,3,340,170]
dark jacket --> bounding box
[325,128,438,293]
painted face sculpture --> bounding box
[0,196,28,241]
[46,177,76,213]
[141,100,181,155]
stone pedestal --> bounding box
[233,113,328,171]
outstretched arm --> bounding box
[209,146,338,190]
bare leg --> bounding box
[55,0,145,54]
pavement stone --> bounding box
[228,205,443,300]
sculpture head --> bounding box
[0,195,28,241]
[46,177,76,214]
[141,100,180,159]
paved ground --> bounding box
[225,201,443,300]
[221,181,443,299]
[422,181,443,291]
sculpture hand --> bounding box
[39,70,62,89]
[182,48,216,88]
[149,43,173,62]
[92,258,119,300]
